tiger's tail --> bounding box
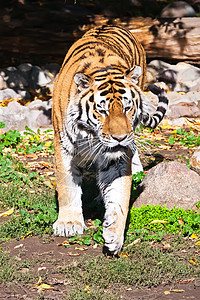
[141,85,169,129]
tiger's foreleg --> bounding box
[53,134,85,237]
[98,155,132,255]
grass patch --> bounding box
[0,183,57,241]
[61,237,200,298]
[0,249,37,284]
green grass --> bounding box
[169,128,200,147]
[0,183,57,241]
[61,237,200,298]
[0,249,37,284]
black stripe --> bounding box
[100,90,109,96]
[156,106,167,114]
[159,96,169,104]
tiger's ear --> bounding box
[74,73,90,90]
[126,66,142,84]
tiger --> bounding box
[52,24,168,255]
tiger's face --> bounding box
[72,67,145,155]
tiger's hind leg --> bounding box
[98,154,132,255]
[53,134,85,237]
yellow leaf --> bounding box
[196,241,200,246]
[149,220,169,224]
[43,180,53,189]
[164,291,170,295]
[37,283,53,291]
[84,285,91,294]
[57,241,70,246]
[0,207,14,217]
[36,276,42,286]
[44,141,52,148]
[190,234,198,239]
[189,258,197,265]
[171,289,184,293]
[118,252,129,257]
[69,252,80,256]
[75,247,88,251]
[21,231,33,240]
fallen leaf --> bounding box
[57,241,70,246]
[36,277,42,286]
[0,207,14,217]
[68,252,80,256]
[190,234,198,239]
[171,289,184,293]
[118,252,129,257]
[21,231,33,239]
[25,153,38,159]
[163,243,171,250]
[37,283,53,291]
[84,285,91,294]
[40,161,51,168]
[43,180,53,189]
[75,247,88,251]
[124,238,141,249]
[178,278,195,284]
[178,218,184,224]
[14,244,24,249]
[196,241,200,246]
[44,141,52,148]
[38,267,47,271]
[149,220,169,224]
[189,258,197,265]
[164,291,170,295]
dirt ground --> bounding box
[1,236,200,300]
[1,126,200,299]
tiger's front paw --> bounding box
[103,227,124,255]
[53,219,85,237]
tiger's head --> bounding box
[68,66,152,158]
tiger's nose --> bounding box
[111,134,127,142]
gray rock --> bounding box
[42,63,61,77]
[161,1,196,18]
[175,62,200,92]
[0,88,20,101]
[167,102,200,119]
[1,67,29,90]
[36,109,52,127]
[133,161,200,210]
[0,101,30,132]
[0,74,7,90]
[190,147,200,174]
[29,66,53,89]
[18,63,33,73]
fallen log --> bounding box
[0,2,199,64]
